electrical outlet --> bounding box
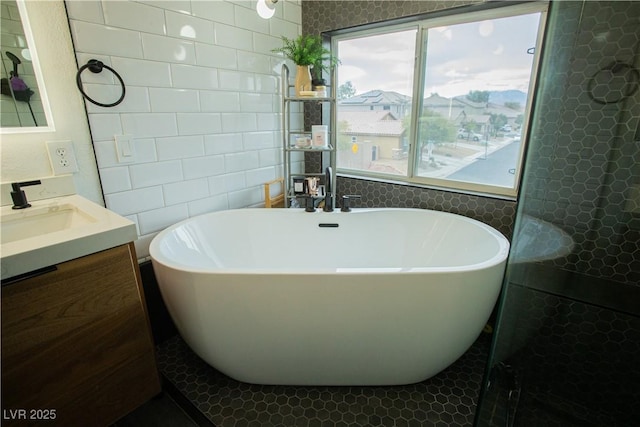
[46,140,79,175]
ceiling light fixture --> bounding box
[256,0,278,19]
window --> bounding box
[333,3,547,197]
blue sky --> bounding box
[336,11,542,98]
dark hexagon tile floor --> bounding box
[156,333,491,427]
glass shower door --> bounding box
[475,1,640,426]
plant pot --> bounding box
[312,78,326,87]
[295,65,312,96]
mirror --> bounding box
[0,0,53,130]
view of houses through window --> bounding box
[336,28,416,177]
[334,5,546,197]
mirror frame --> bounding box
[1,0,54,134]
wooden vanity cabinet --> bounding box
[1,243,161,427]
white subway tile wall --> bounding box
[165,11,215,42]
[68,0,302,258]
[171,64,219,90]
[156,135,205,160]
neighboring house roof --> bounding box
[341,111,398,122]
[424,94,468,109]
[462,114,491,125]
[451,96,487,109]
[340,92,523,126]
[450,95,524,118]
[340,90,412,106]
[424,94,522,120]
[424,94,487,112]
[483,103,522,118]
[338,111,405,136]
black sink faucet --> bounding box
[323,166,333,212]
[10,180,41,209]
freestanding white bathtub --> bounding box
[150,208,509,386]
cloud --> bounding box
[339,65,367,83]
[335,11,541,97]
[337,29,417,95]
[444,68,469,78]
[478,21,494,37]
[434,26,453,40]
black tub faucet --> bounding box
[304,196,316,212]
[10,180,41,209]
[323,166,333,212]
[341,195,361,212]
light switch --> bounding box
[115,135,135,163]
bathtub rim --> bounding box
[149,207,510,275]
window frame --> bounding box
[331,2,549,199]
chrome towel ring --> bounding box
[75,59,126,108]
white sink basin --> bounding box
[1,195,136,280]
[1,204,98,244]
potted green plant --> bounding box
[272,35,339,96]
